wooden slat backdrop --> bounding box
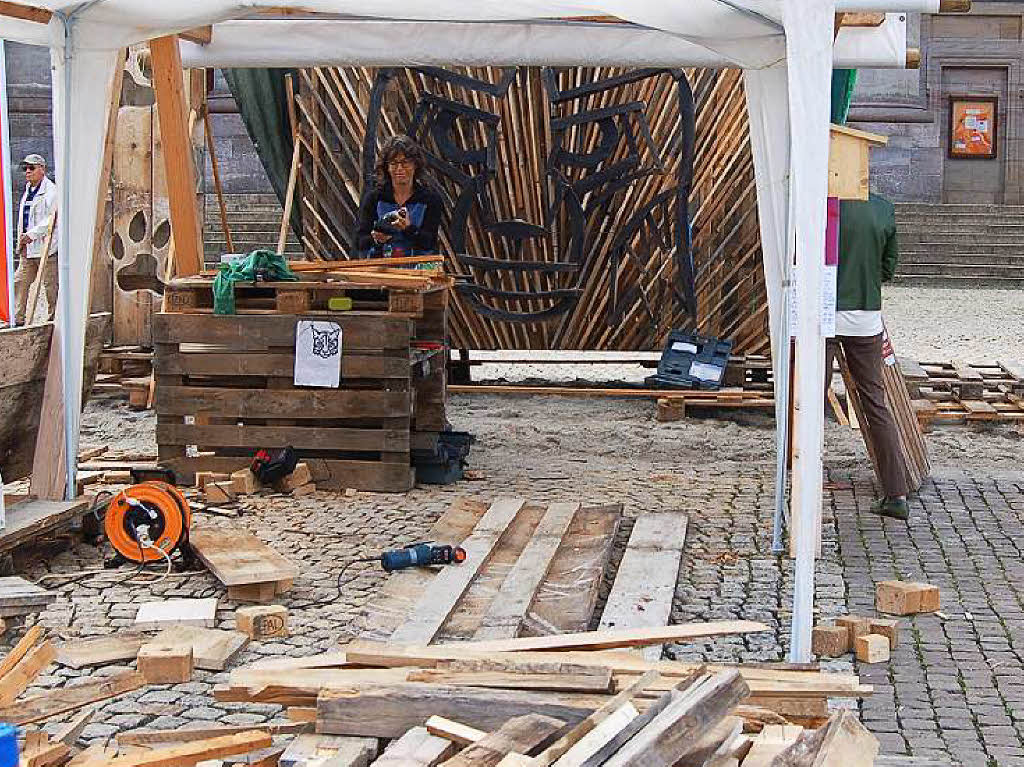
[295,67,766,353]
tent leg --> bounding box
[771,284,792,555]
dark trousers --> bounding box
[826,333,910,499]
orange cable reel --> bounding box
[104,481,191,564]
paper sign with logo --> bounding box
[294,320,342,388]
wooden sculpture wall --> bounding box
[295,66,767,354]
[104,49,204,348]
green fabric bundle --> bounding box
[213,249,298,315]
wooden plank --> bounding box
[426,716,487,745]
[526,670,660,767]
[405,669,613,694]
[438,714,564,767]
[153,313,412,351]
[135,598,218,630]
[0,1,52,23]
[525,505,620,636]
[52,708,95,745]
[773,710,878,766]
[371,726,456,766]
[0,576,56,609]
[552,703,639,767]
[448,385,774,404]
[740,725,805,767]
[149,35,203,277]
[464,621,768,653]
[155,351,409,379]
[156,423,410,453]
[0,670,145,725]
[0,500,90,554]
[188,528,298,587]
[118,722,311,746]
[390,498,527,644]
[155,386,409,419]
[474,502,581,640]
[601,670,750,767]
[95,730,273,767]
[153,625,249,671]
[598,513,687,661]
[56,632,146,669]
[317,683,604,738]
[279,733,377,767]
[0,640,56,705]
[0,625,44,677]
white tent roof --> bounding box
[0,0,934,661]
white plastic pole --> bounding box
[0,39,14,328]
[783,0,834,663]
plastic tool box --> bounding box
[645,331,733,390]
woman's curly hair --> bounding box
[374,135,427,187]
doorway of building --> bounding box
[941,66,1007,204]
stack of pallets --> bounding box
[153,272,449,493]
[902,358,1024,425]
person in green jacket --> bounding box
[826,192,910,520]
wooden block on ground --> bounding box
[228,582,281,604]
[206,481,236,504]
[876,580,940,615]
[279,733,377,767]
[236,605,289,640]
[291,482,316,498]
[56,632,146,668]
[835,616,872,645]
[135,598,218,629]
[656,398,686,422]
[197,471,231,490]
[138,641,193,683]
[439,713,564,767]
[374,726,456,766]
[812,625,850,657]
[869,618,900,650]
[230,468,259,495]
[275,463,312,493]
[855,634,890,664]
[153,625,249,671]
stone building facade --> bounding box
[851,2,1024,204]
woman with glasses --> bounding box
[356,135,443,257]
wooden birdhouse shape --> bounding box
[828,124,888,201]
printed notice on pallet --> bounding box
[294,320,342,387]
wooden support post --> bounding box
[149,35,203,276]
[204,109,234,253]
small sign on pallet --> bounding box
[294,320,342,388]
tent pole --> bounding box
[771,281,791,554]
[0,40,13,328]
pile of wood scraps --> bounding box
[93,346,155,410]
[902,358,1024,426]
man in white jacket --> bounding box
[12,153,58,324]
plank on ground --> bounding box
[0,670,145,725]
[56,632,146,669]
[118,722,311,746]
[598,512,688,662]
[153,625,249,671]
[371,726,456,766]
[0,640,56,705]
[188,528,298,587]
[389,498,527,645]
[0,500,91,553]
[473,502,581,640]
[87,729,272,766]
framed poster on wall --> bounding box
[948,96,998,159]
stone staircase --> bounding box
[895,203,1024,288]
[202,193,304,263]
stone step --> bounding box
[892,274,1024,288]
[900,232,1024,247]
[896,262,1024,278]
[895,202,1024,215]
[897,214,1024,227]
[899,251,1024,266]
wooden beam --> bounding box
[148,35,203,277]
[179,26,213,45]
[438,714,564,767]
[0,670,145,725]
[0,625,44,677]
[0,640,56,705]
[837,12,885,27]
[93,730,273,767]
[0,1,51,23]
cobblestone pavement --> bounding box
[4,397,1021,765]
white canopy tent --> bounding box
[0,0,937,661]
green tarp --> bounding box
[830,69,858,125]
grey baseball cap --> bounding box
[22,154,46,167]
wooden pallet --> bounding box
[901,357,1024,425]
[153,312,420,493]
[0,499,91,554]
[165,275,447,318]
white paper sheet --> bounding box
[294,320,342,388]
